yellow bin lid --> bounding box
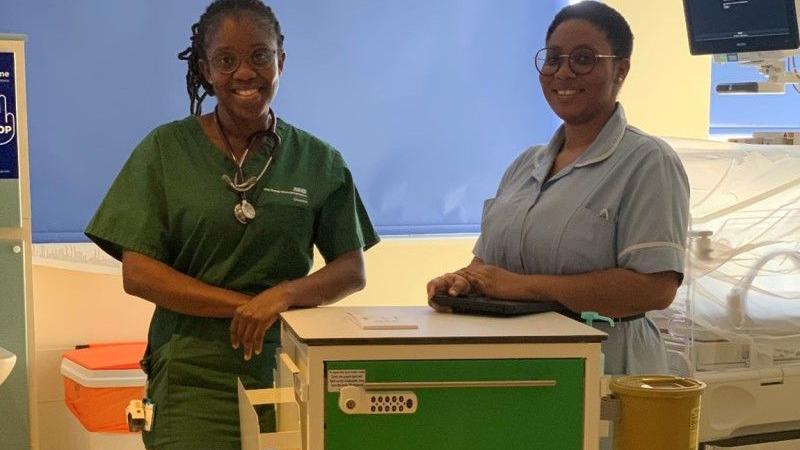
[609,375,706,399]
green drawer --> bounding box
[324,358,584,450]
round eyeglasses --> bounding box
[534,47,620,76]
[208,48,278,74]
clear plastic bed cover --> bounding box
[659,137,800,371]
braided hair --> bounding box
[178,0,284,116]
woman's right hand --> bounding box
[426,258,486,310]
[426,272,473,299]
[426,272,473,313]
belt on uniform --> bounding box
[560,311,646,324]
[612,313,646,323]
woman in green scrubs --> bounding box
[85,1,379,448]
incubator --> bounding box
[655,137,800,447]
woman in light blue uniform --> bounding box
[427,1,689,375]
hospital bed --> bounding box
[655,138,800,449]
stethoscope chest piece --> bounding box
[234,199,257,224]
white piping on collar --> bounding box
[574,123,626,168]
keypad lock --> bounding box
[338,386,418,415]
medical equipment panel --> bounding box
[683,0,800,55]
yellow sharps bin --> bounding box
[609,375,706,450]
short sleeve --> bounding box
[616,144,690,276]
[85,129,171,262]
[313,157,379,262]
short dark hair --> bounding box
[546,1,633,58]
[177,0,285,116]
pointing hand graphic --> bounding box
[0,94,16,146]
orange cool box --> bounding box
[60,342,147,433]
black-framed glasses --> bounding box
[534,47,619,76]
[208,48,278,74]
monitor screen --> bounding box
[683,0,800,54]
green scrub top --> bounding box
[85,116,379,450]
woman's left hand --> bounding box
[230,283,292,361]
[459,263,529,300]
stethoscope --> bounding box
[214,106,282,224]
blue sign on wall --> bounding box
[0,52,17,180]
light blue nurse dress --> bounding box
[474,104,689,375]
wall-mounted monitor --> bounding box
[683,0,800,55]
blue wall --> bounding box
[0,1,564,242]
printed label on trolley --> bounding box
[327,369,366,392]
[0,52,18,180]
